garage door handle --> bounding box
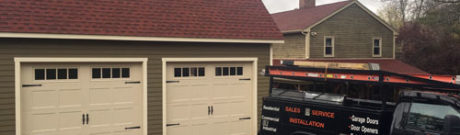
[166,123,180,127]
[82,114,85,125]
[166,80,180,83]
[125,81,141,84]
[125,126,141,130]
[239,117,251,120]
[239,78,251,81]
[211,106,214,115]
[22,84,42,87]
[86,113,89,125]
[208,106,211,115]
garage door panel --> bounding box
[23,112,58,134]
[21,62,144,135]
[167,85,191,103]
[234,101,251,116]
[89,88,112,106]
[192,124,214,135]
[229,120,251,135]
[213,101,250,121]
[88,130,112,135]
[189,103,210,121]
[229,101,251,117]
[24,89,58,110]
[166,62,254,135]
[208,122,231,135]
[212,101,233,116]
[212,83,233,100]
[112,87,137,105]
[112,107,138,125]
[167,104,190,122]
[59,89,84,108]
[58,111,85,131]
[112,129,141,135]
[89,127,140,135]
[58,129,85,135]
[167,125,191,135]
[233,82,251,98]
[189,84,211,101]
[88,109,112,127]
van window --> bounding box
[406,103,460,132]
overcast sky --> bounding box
[262,0,384,14]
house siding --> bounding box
[309,4,394,59]
[0,38,270,135]
[272,33,306,58]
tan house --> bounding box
[270,0,425,74]
[0,1,283,135]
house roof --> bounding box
[271,1,352,32]
[0,0,283,42]
[273,59,428,75]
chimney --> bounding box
[299,0,316,9]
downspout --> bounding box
[393,32,398,59]
[301,28,311,59]
[270,44,273,65]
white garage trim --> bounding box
[14,57,148,135]
[161,57,258,135]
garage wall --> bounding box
[0,38,271,135]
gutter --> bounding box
[0,32,285,44]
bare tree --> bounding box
[433,0,460,3]
[378,0,452,23]
[412,0,424,19]
[379,0,410,22]
[399,0,409,22]
[377,2,403,29]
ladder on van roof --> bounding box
[265,60,460,92]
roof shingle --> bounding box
[0,0,283,40]
[271,1,351,32]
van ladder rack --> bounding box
[265,66,460,93]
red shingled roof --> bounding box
[271,1,351,32]
[273,59,428,75]
[0,0,283,40]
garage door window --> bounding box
[92,68,130,79]
[35,68,78,80]
[174,67,205,77]
[215,67,243,76]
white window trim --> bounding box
[324,36,335,57]
[372,37,383,57]
[161,57,258,135]
[14,57,149,135]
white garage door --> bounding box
[20,63,143,135]
[166,62,254,135]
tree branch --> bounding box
[433,0,460,3]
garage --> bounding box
[16,58,148,135]
[163,58,257,135]
[1,0,283,134]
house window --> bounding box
[373,38,382,57]
[324,36,334,57]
